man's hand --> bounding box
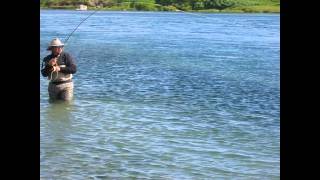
[53,66,60,72]
[48,58,57,66]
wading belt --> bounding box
[50,79,72,85]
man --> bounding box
[41,38,77,101]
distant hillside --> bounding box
[40,0,280,13]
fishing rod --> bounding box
[62,1,202,43]
[46,10,98,81]
[43,5,205,80]
[64,10,98,45]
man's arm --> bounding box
[60,53,77,74]
[41,65,53,77]
[41,57,55,77]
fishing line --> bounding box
[64,10,98,45]
[123,2,208,17]
[46,10,98,81]
[43,5,206,81]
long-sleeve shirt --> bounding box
[41,51,77,81]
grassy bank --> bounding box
[196,5,279,13]
[40,0,280,13]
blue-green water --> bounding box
[40,10,279,179]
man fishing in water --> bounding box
[41,38,77,102]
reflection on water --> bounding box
[42,101,73,142]
[46,100,74,119]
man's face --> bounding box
[52,46,63,56]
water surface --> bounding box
[40,10,280,179]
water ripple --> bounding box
[41,10,279,179]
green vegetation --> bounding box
[40,0,280,13]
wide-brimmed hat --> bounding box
[47,38,64,50]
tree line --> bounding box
[40,0,237,11]
[155,0,235,11]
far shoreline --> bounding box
[40,7,280,14]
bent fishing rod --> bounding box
[64,10,98,45]
[43,6,206,80]
[45,10,98,81]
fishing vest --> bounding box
[48,53,73,82]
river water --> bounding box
[40,10,280,179]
